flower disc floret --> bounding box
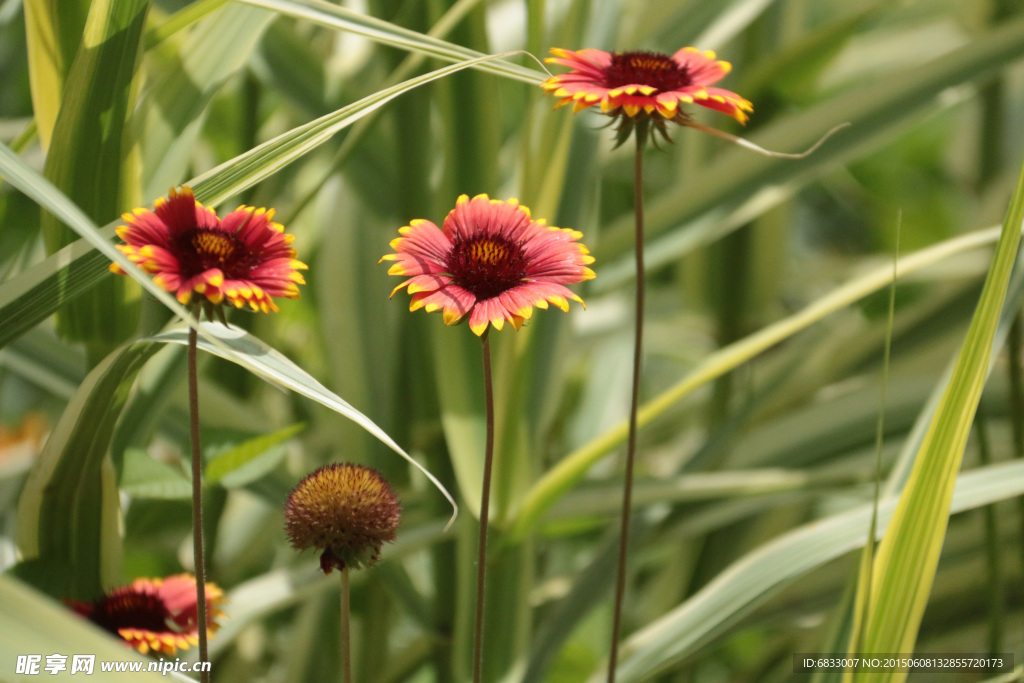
[381,194,596,336]
[542,47,752,140]
[284,463,402,573]
[110,186,308,316]
[68,575,225,656]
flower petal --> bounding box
[110,188,305,315]
[385,196,592,334]
[671,46,730,85]
[544,45,751,126]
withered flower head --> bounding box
[284,463,401,573]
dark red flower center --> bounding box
[603,51,691,93]
[88,589,176,635]
[447,236,529,300]
[173,229,257,278]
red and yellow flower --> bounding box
[110,186,307,316]
[69,575,225,656]
[382,194,595,336]
[543,47,752,144]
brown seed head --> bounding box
[284,463,401,572]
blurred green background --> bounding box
[1,0,1024,680]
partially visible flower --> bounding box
[68,575,225,656]
[381,194,596,336]
[542,47,752,144]
[109,186,308,318]
[285,463,401,573]
[0,412,47,462]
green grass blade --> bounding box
[524,522,650,681]
[884,247,1024,497]
[430,322,485,516]
[0,232,114,349]
[39,0,148,348]
[209,522,449,655]
[595,17,1024,265]
[0,141,201,331]
[148,323,456,522]
[238,0,546,84]
[781,262,1024,683]
[141,3,274,198]
[608,459,1024,682]
[22,0,89,150]
[0,575,174,683]
[508,226,1004,541]
[0,51,516,348]
[0,144,456,517]
[848,220,901,656]
[142,0,232,49]
[189,51,537,209]
[850,160,1024,682]
[691,0,783,49]
[14,342,160,599]
[205,423,304,487]
[119,448,192,500]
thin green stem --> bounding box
[341,568,352,683]
[188,326,210,683]
[473,329,495,683]
[852,219,899,656]
[607,131,646,682]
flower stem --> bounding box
[473,328,495,683]
[607,132,647,682]
[188,326,210,683]
[341,568,352,683]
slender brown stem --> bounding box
[472,329,495,683]
[188,327,210,683]
[607,132,646,682]
[340,569,352,683]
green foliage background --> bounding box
[1,0,1024,681]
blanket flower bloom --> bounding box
[110,186,308,317]
[285,463,402,573]
[382,194,596,336]
[542,47,752,145]
[68,575,225,656]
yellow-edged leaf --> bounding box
[22,0,89,150]
[849,159,1024,682]
[40,0,149,349]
